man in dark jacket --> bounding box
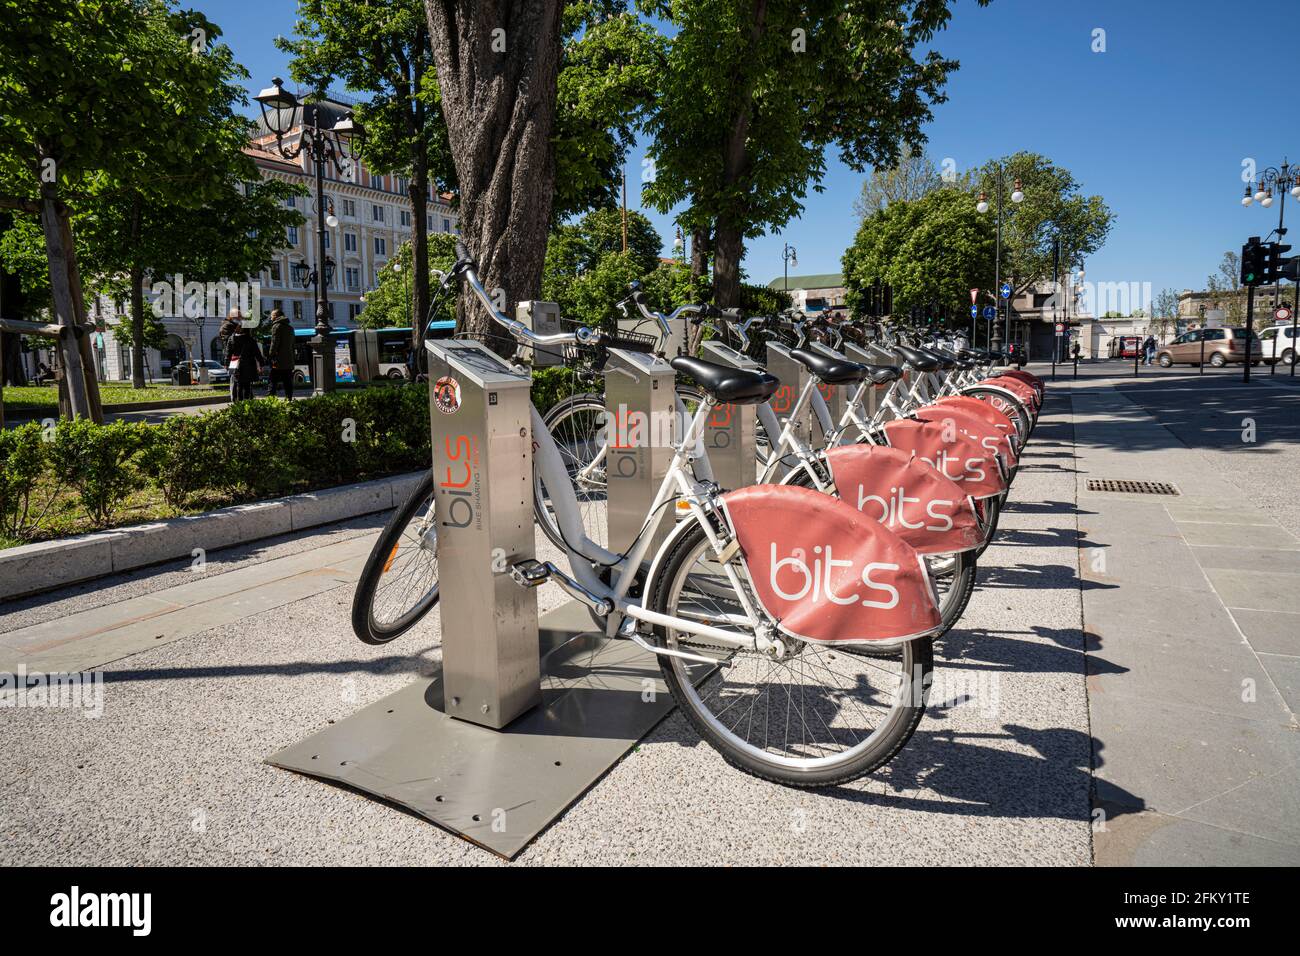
[266,309,297,399]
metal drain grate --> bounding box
[1087,479,1180,496]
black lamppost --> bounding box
[782,242,798,303]
[976,165,1024,354]
[291,256,336,317]
[254,77,364,395]
[1242,160,1299,353]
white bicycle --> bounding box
[353,246,942,787]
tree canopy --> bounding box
[842,187,995,318]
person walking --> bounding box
[1143,334,1157,366]
[225,312,264,401]
[266,309,296,399]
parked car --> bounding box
[170,359,230,384]
[1155,327,1260,367]
[1257,323,1299,366]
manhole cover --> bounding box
[1086,479,1180,496]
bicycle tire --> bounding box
[351,470,439,645]
[649,515,934,787]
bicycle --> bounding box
[361,244,945,787]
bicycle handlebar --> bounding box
[452,243,594,348]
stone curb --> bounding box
[4,394,229,422]
[0,470,424,601]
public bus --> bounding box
[290,322,456,384]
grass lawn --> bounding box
[2,382,227,412]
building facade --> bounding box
[96,100,458,382]
[767,273,848,313]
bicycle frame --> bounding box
[530,391,776,662]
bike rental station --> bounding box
[268,252,1045,859]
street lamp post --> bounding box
[254,77,364,396]
[782,242,798,302]
[1242,159,1299,376]
[976,165,1024,355]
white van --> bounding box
[1258,324,1299,366]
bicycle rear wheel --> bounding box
[351,471,440,645]
[648,516,933,787]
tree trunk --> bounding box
[690,225,710,288]
[410,148,430,349]
[37,188,98,421]
[130,266,147,389]
[712,216,744,309]
[425,1,565,342]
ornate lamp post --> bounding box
[290,256,336,319]
[254,77,364,395]
[782,242,798,303]
[976,166,1024,353]
[1242,159,1299,329]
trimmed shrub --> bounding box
[47,419,148,526]
[0,421,47,538]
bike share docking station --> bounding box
[842,341,894,420]
[267,336,704,859]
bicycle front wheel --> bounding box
[534,393,608,552]
[648,516,933,787]
[351,471,440,645]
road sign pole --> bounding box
[1244,285,1255,384]
[1292,292,1298,377]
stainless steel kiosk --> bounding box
[698,340,760,491]
[603,347,678,553]
[267,339,699,859]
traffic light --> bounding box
[1280,256,1300,282]
[1263,243,1292,283]
[1241,237,1265,286]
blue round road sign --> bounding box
[999,283,1012,299]
[982,306,996,319]
[970,304,978,317]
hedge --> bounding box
[1,373,594,546]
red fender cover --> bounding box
[720,485,940,644]
[882,417,1006,499]
[980,377,1039,411]
[824,445,983,555]
[999,368,1044,395]
[913,404,1018,470]
[932,395,1019,450]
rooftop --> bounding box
[766,273,844,291]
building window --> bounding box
[268,261,281,285]
[372,204,384,222]
[427,214,434,231]
[345,267,360,291]
[344,232,357,253]
[342,198,355,217]
[287,225,298,246]
[348,303,362,321]
[400,210,412,227]
[396,175,409,194]
[374,237,386,255]
[443,218,451,233]
[286,196,296,208]
[292,300,303,322]
[322,232,330,249]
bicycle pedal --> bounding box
[509,559,550,588]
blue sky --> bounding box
[204,0,1297,299]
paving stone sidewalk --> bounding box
[1065,371,1300,865]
